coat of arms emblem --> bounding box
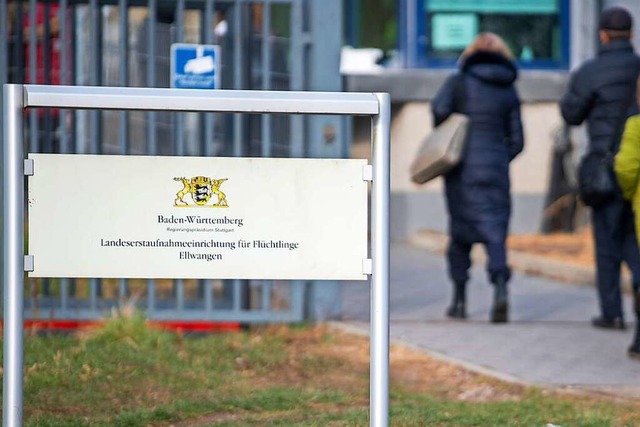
[173,176,228,207]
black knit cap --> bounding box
[599,6,633,31]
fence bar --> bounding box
[175,0,185,156]
[25,0,43,322]
[43,2,53,152]
[59,0,71,305]
[175,0,185,43]
[118,0,129,153]
[226,0,239,294]
[147,0,157,154]
[61,277,69,311]
[39,2,53,297]
[74,6,87,154]
[60,0,71,152]
[146,0,158,313]
[175,280,185,311]
[90,0,102,155]
[202,0,217,304]
[173,0,187,310]
[90,0,103,304]
[29,0,37,153]
[290,281,305,320]
[232,280,242,311]
[204,0,215,45]
[60,1,69,84]
[233,0,244,157]
[370,93,390,427]
[147,279,156,313]
[89,279,99,310]
[172,23,184,317]
[117,0,130,301]
[203,0,215,156]
[289,0,304,157]
[3,84,25,427]
[24,307,304,323]
[261,0,271,157]
[262,282,272,311]
[43,2,51,86]
[205,280,213,312]
[15,1,25,84]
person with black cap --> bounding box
[560,6,640,359]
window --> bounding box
[416,0,569,69]
[344,0,397,51]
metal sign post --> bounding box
[3,82,25,427]
[371,93,390,427]
[2,84,390,427]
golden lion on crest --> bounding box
[174,176,228,207]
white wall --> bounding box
[572,0,640,70]
[350,102,564,238]
[604,0,640,49]
[352,102,562,195]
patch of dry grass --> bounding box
[12,319,640,426]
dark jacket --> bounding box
[560,39,640,154]
[431,51,524,244]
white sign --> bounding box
[170,43,221,89]
[27,154,369,280]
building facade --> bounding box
[346,0,640,240]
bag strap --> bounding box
[453,73,466,113]
[608,68,640,155]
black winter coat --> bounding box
[431,51,524,244]
[560,39,640,155]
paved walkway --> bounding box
[340,243,640,397]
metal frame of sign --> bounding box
[2,84,391,427]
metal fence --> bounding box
[1,0,345,324]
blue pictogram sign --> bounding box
[170,43,221,89]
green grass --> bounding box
[2,315,639,426]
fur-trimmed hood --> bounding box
[461,51,518,86]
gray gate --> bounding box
[0,0,345,325]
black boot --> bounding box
[446,280,466,319]
[628,290,640,360]
[490,273,509,323]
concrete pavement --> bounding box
[339,243,640,398]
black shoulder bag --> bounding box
[578,95,634,208]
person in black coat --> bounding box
[560,6,640,337]
[431,32,524,323]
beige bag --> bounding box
[410,113,469,184]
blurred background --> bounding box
[345,0,640,242]
[1,0,638,323]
